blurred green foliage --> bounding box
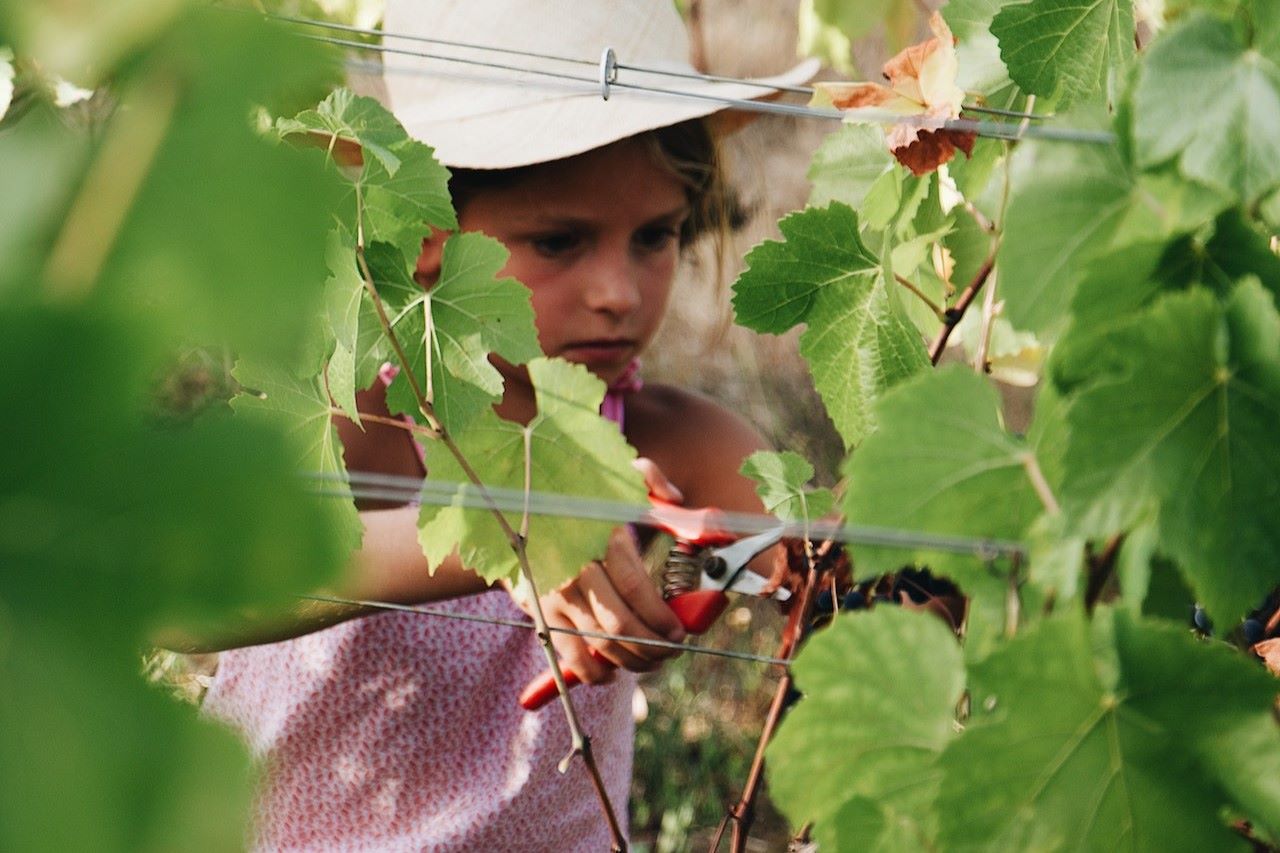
[0,2,359,849]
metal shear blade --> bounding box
[699,525,790,600]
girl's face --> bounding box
[422,139,690,391]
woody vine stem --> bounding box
[351,185,628,852]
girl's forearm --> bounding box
[155,505,488,652]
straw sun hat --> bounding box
[362,0,820,169]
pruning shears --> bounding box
[518,498,790,711]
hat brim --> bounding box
[381,58,820,169]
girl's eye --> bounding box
[634,225,680,252]
[531,232,581,257]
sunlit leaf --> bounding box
[417,358,647,588]
[385,232,541,434]
[991,0,1134,107]
[740,450,834,523]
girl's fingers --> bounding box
[602,528,686,644]
[550,569,650,672]
[576,561,675,671]
[633,457,683,504]
[542,590,615,684]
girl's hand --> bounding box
[539,527,686,684]
[535,457,686,684]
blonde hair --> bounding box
[446,118,743,252]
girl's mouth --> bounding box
[560,339,636,366]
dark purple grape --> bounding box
[841,590,867,611]
[814,589,834,615]
[1242,618,1265,645]
[1191,605,1212,635]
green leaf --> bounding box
[277,87,407,176]
[231,359,365,557]
[944,0,1017,40]
[739,450,834,523]
[92,9,349,364]
[1109,610,1280,835]
[807,125,896,210]
[991,0,1135,107]
[0,619,254,852]
[799,272,930,447]
[359,133,456,263]
[1060,283,1280,624]
[417,358,647,587]
[937,611,1267,849]
[386,232,541,434]
[324,228,366,424]
[842,366,1046,576]
[998,143,1136,333]
[766,608,963,850]
[1134,11,1280,203]
[732,202,879,334]
[0,306,354,628]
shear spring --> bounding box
[662,550,703,597]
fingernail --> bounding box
[667,627,686,643]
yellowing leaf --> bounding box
[812,13,975,175]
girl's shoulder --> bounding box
[624,383,768,512]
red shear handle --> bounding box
[519,590,730,711]
[646,499,737,546]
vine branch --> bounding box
[928,252,996,365]
[351,206,626,851]
[712,533,838,852]
[895,273,946,319]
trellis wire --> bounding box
[301,593,791,667]
[260,12,1112,145]
[310,469,1025,560]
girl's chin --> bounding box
[493,353,629,387]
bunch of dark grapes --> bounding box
[1189,587,1279,650]
[784,569,963,713]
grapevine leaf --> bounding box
[807,124,897,210]
[1110,611,1280,835]
[0,618,253,852]
[276,87,406,176]
[386,232,541,434]
[1060,283,1280,624]
[842,366,1045,577]
[943,0,1016,40]
[93,9,347,364]
[324,229,365,424]
[231,359,364,556]
[1000,148,1224,335]
[998,142,1136,333]
[732,202,879,334]
[937,611,1265,849]
[823,795,936,852]
[991,0,1135,107]
[766,608,963,850]
[1134,11,1280,203]
[360,137,456,258]
[799,273,930,447]
[417,358,647,587]
[740,451,834,523]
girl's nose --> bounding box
[582,252,642,317]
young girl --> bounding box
[203,2,814,849]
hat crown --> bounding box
[370,0,817,169]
